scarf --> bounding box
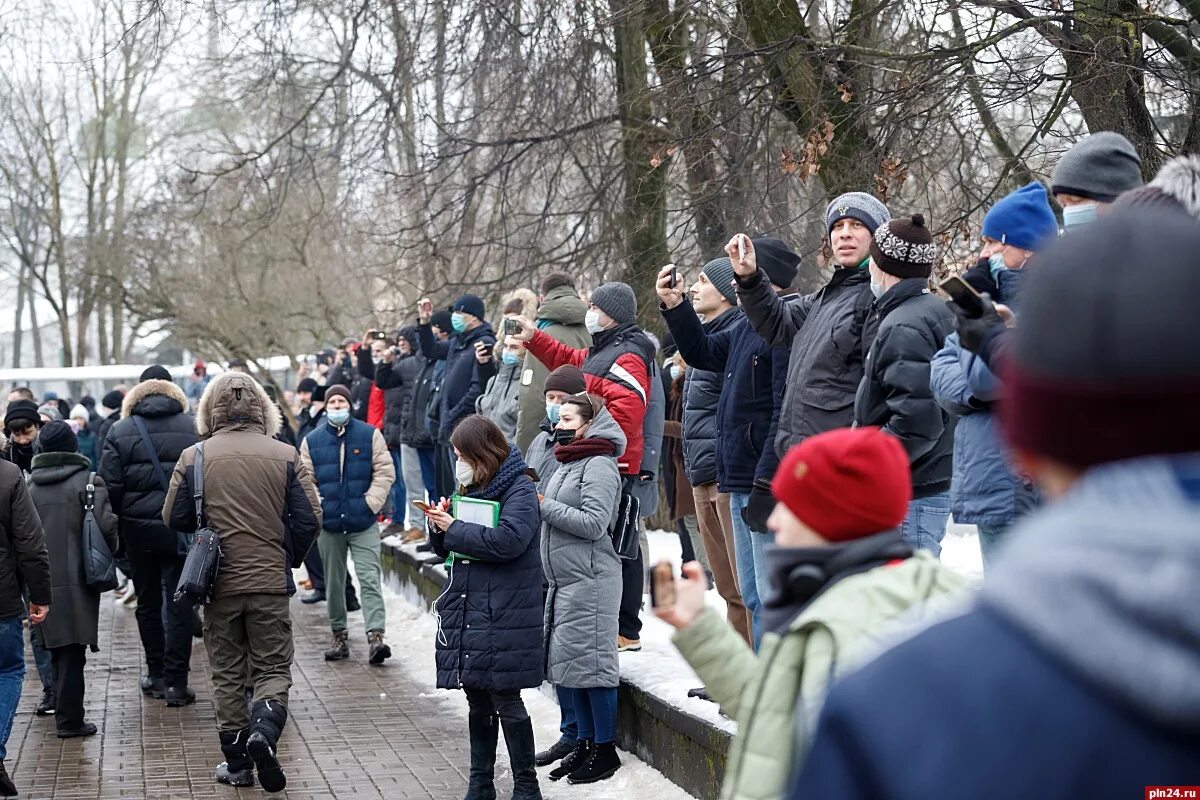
[466,445,529,502]
[554,437,616,464]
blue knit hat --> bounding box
[452,294,486,320]
[982,182,1058,252]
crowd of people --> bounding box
[0,130,1196,800]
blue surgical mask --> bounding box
[988,252,1008,281]
[1062,203,1098,229]
[327,408,351,427]
[501,351,521,366]
[669,364,683,382]
[870,280,886,300]
[450,312,468,333]
[545,402,561,425]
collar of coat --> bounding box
[874,277,932,317]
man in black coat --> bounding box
[94,389,124,455]
[99,365,199,706]
[854,214,955,556]
[375,327,427,538]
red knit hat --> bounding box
[771,427,912,542]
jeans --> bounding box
[556,684,577,742]
[976,522,1011,571]
[401,444,429,531]
[728,492,775,650]
[51,644,87,732]
[318,525,386,633]
[388,449,406,523]
[203,594,293,732]
[693,483,750,645]
[568,687,618,744]
[128,548,193,688]
[418,446,437,500]
[464,688,529,724]
[0,618,24,760]
[902,492,952,558]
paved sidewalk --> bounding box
[7,595,475,799]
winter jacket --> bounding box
[540,408,626,688]
[526,323,653,476]
[0,437,35,474]
[300,417,394,534]
[95,410,120,456]
[630,356,666,516]
[678,307,743,486]
[791,455,1200,800]
[475,359,521,445]
[663,374,696,521]
[737,266,874,456]
[418,321,497,444]
[29,452,118,650]
[296,406,325,444]
[515,286,592,452]
[98,380,198,554]
[676,534,967,800]
[327,347,375,422]
[431,448,543,691]
[854,279,956,497]
[664,298,790,492]
[524,420,558,492]
[375,351,425,450]
[403,358,438,448]
[75,429,98,469]
[165,373,323,598]
[0,457,51,620]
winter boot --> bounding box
[0,759,17,797]
[501,717,543,800]
[534,734,576,767]
[34,688,55,716]
[367,630,392,665]
[464,712,498,800]
[567,740,621,784]
[215,729,255,787]
[548,739,591,781]
[247,699,288,793]
[323,629,349,661]
[165,686,196,707]
[140,675,165,699]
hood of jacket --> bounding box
[121,379,189,419]
[581,405,627,458]
[537,285,587,326]
[983,454,1200,728]
[195,371,282,438]
[29,451,92,484]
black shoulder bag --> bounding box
[81,472,118,591]
[174,443,222,605]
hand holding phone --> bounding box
[503,318,520,337]
[939,275,986,318]
[655,264,685,309]
[651,561,709,630]
[726,234,756,277]
[649,561,676,609]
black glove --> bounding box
[741,483,775,533]
[953,292,1004,354]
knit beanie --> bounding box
[452,294,486,321]
[825,192,891,234]
[431,310,454,333]
[101,390,124,411]
[700,257,737,305]
[37,404,62,422]
[69,404,89,422]
[752,237,802,289]
[589,282,638,325]
[870,214,936,279]
[140,365,173,383]
[1001,209,1200,468]
[771,427,911,542]
[297,378,318,394]
[80,395,96,410]
[1051,132,1143,203]
[1114,154,1200,222]
[36,420,77,454]
[3,400,39,431]
[324,384,352,405]
[543,365,587,396]
[982,183,1059,252]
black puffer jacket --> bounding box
[418,321,496,444]
[0,457,51,620]
[403,359,437,448]
[855,278,957,497]
[681,306,744,486]
[98,380,198,553]
[375,349,426,450]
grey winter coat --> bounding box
[682,306,744,486]
[29,452,119,651]
[524,420,559,492]
[629,357,665,518]
[540,408,626,688]
[476,359,521,445]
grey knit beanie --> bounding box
[825,192,891,234]
[1051,132,1143,203]
[700,257,737,305]
[589,282,637,325]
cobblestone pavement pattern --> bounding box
[7,596,476,799]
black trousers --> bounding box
[618,545,644,640]
[464,688,529,724]
[303,545,358,602]
[435,443,455,501]
[128,548,193,689]
[51,644,87,731]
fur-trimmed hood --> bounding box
[121,379,190,419]
[1150,154,1200,220]
[195,371,282,438]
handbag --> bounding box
[174,443,223,605]
[81,473,118,591]
[610,487,641,561]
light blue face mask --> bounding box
[870,280,886,300]
[1062,203,1098,229]
[450,312,468,333]
[988,252,1008,281]
[545,402,561,425]
[501,351,521,366]
[327,408,351,427]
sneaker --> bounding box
[401,528,426,544]
[140,675,166,699]
[34,689,55,716]
[535,735,577,767]
[165,686,197,707]
[56,722,99,739]
[567,741,621,784]
[300,590,326,604]
[617,635,642,652]
[324,630,350,661]
[367,631,391,665]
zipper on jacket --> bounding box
[751,355,758,397]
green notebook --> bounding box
[444,495,502,566]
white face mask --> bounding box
[870,280,886,300]
[584,308,604,334]
[454,460,476,487]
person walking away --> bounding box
[790,208,1200,800]
[475,338,524,445]
[0,447,51,796]
[164,372,321,793]
[28,422,118,739]
[540,395,625,784]
[95,390,124,455]
[299,385,394,664]
[514,274,591,452]
[425,415,543,800]
[98,365,199,705]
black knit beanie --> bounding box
[37,420,78,454]
[870,214,936,279]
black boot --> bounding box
[567,740,621,784]
[140,675,165,699]
[34,688,55,716]
[465,712,498,800]
[247,699,288,793]
[0,759,17,797]
[215,729,255,787]
[534,734,575,767]
[501,717,542,800]
[548,739,591,781]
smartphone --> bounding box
[649,560,676,609]
[737,235,747,262]
[503,318,520,336]
[411,500,432,513]
[370,330,388,341]
[939,275,986,318]
[665,264,679,289]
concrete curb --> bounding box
[379,541,730,800]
